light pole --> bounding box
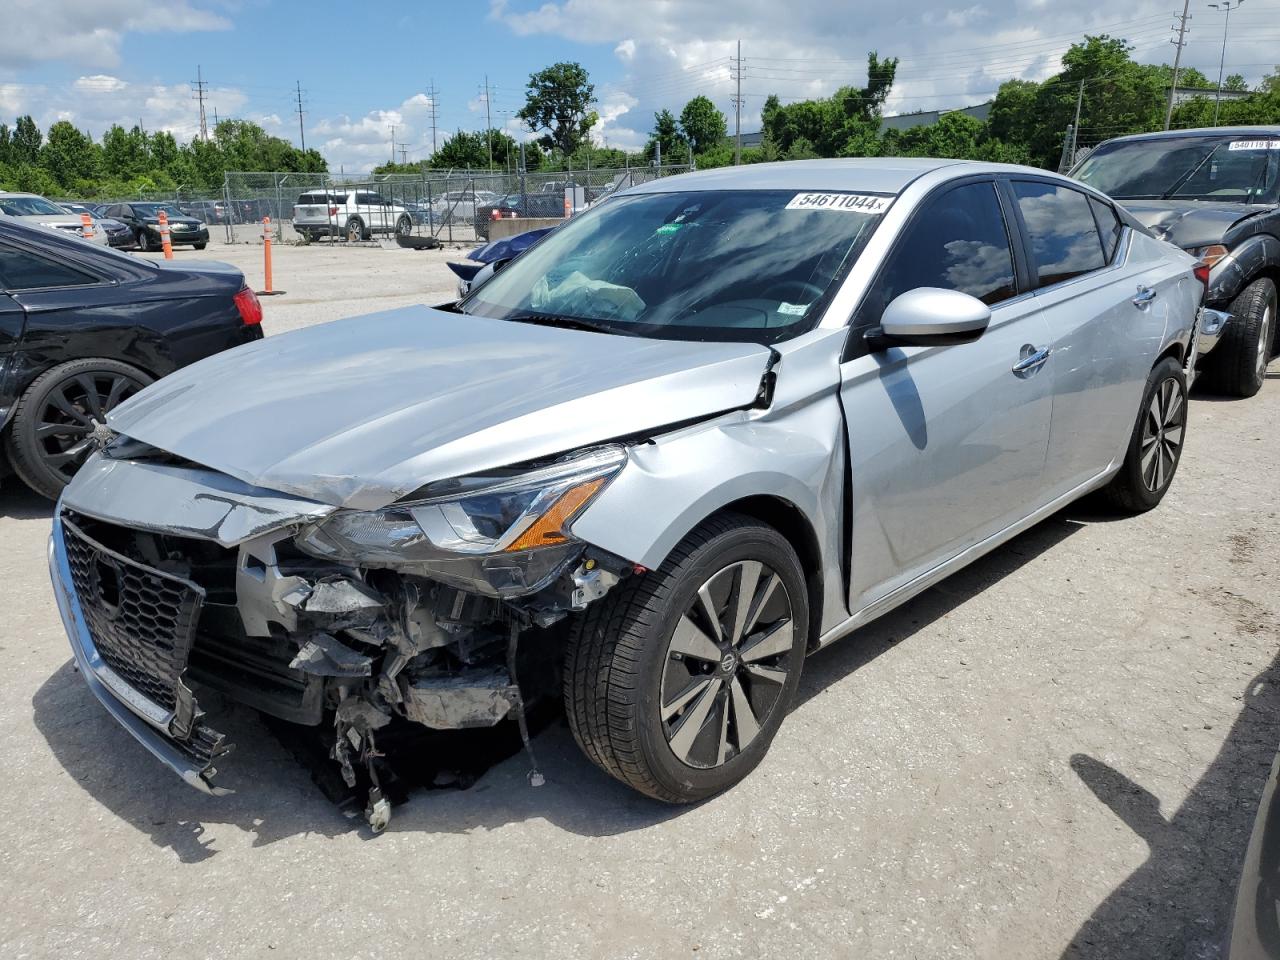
[1208,0,1244,125]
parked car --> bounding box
[180,199,231,225]
[475,193,566,238]
[1226,740,1280,959]
[294,189,414,241]
[0,218,263,498]
[58,203,134,249]
[0,192,109,245]
[1072,126,1280,397]
[431,188,501,226]
[447,226,554,295]
[50,159,1201,831]
[102,202,209,251]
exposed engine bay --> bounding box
[58,455,634,832]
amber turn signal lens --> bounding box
[503,478,605,552]
[1197,244,1229,268]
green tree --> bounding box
[102,124,148,179]
[678,96,727,154]
[1262,67,1280,93]
[645,109,687,162]
[517,61,597,157]
[429,129,491,169]
[761,52,897,157]
[1224,73,1249,92]
[40,121,100,189]
[12,115,42,166]
[0,124,11,168]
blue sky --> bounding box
[3,0,1278,171]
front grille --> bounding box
[63,518,205,713]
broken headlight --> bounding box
[295,445,625,597]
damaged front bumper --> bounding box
[50,454,630,809]
[49,512,232,795]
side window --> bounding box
[0,246,99,290]
[1013,182,1106,287]
[1088,196,1123,263]
[861,181,1016,324]
[119,205,133,218]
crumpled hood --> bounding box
[108,306,773,509]
[1121,199,1262,250]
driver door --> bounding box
[837,178,1055,614]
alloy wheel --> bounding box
[35,371,144,484]
[659,560,795,769]
[1140,376,1185,493]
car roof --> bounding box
[1098,125,1280,146]
[623,157,1068,196]
[0,191,45,199]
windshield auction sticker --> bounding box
[1228,140,1280,151]
[786,192,892,213]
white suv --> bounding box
[293,189,414,241]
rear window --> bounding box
[0,245,99,290]
[297,193,340,205]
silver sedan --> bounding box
[50,158,1203,827]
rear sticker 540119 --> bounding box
[785,193,892,213]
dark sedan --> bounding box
[59,203,134,249]
[0,218,263,498]
[102,202,210,252]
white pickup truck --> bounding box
[293,189,414,241]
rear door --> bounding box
[1008,179,1181,496]
[0,289,25,427]
[839,178,1055,613]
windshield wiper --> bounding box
[501,313,623,335]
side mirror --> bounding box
[869,287,991,349]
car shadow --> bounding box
[1060,651,1280,959]
[30,504,1098,854]
[0,486,53,520]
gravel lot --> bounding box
[1,242,1278,959]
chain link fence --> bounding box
[216,165,695,247]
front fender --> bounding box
[1209,234,1280,305]
[571,395,850,635]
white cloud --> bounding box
[0,0,231,70]
[487,0,1278,148]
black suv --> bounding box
[1073,126,1279,397]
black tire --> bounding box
[1101,356,1187,513]
[4,358,152,500]
[345,217,366,242]
[1202,277,1275,398]
[136,229,154,252]
[193,242,207,250]
[564,513,808,802]
[395,215,413,237]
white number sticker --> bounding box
[785,192,891,213]
[1228,140,1279,151]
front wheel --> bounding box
[1100,355,1187,513]
[1202,277,1275,398]
[193,241,207,250]
[395,215,413,237]
[137,229,154,252]
[564,514,808,802]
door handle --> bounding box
[1013,346,1052,374]
[1132,285,1158,307]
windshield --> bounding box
[0,195,69,217]
[132,203,186,218]
[1074,136,1280,202]
[462,189,887,344]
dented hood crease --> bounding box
[107,306,773,509]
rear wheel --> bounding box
[4,358,152,499]
[1101,356,1187,513]
[395,215,413,237]
[137,229,154,252]
[564,514,808,802]
[345,217,367,242]
[1202,277,1275,398]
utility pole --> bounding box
[192,65,209,140]
[1209,0,1244,125]
[295,80,307,152]
[397,142,410,165]
[1070,78,1084,165]
[482,75,494,170]
[388,123,397,164]
[426,79,439,157]
[732,40,744,165]
[1165,0,1192,129]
